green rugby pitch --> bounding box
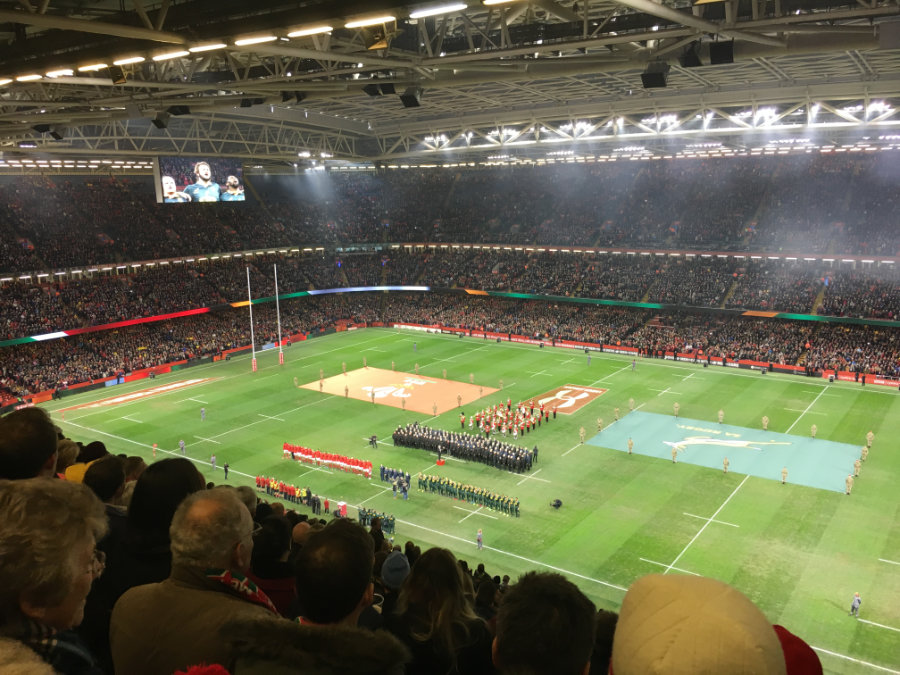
[44,328,900,674]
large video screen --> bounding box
[154,157,245,203]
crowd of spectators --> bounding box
[2,291,898,401]
[1,252,896,344]
[2,153,900,277]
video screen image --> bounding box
[155,157,245,203]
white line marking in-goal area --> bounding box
[785,386,829,434]
[812,647,900,674]
[662,474,750,574]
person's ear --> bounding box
[18,593,48,622]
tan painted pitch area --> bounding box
[301,367,500,415]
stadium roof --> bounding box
[0,0,899,164]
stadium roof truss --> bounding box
[0,0,898,164]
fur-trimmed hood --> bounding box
[222,616,411,675]
[0,637,56,675]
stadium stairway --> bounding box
[810,284,827,315]
[720,278,740,308]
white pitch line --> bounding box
[639,557,701,576]
[785,386,829,434]
[120,415,142,423]
[656,387,671,396]
[207,397,329,440]
[879,558,900,566]
[589,363,632,386]
[393,518,627,592]
[188,398,208,404]
[682,512,740,528]
[528,370,552,377]
[562,443,582,457]
[812,647,900,674]
[784,408,828,415]
[859,619,900,634]
[664,474,750,574]
[516,468,550,486]
[455,506,498,522]
[682,373,695,381]
[60,421,254,478]
[194,435,221,445]
[258,413,286,422]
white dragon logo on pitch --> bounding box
[539,389,590,409]
[362,377,431,399]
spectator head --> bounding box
[396,547,480,657]
[122,456,147,482]
[592,609,618,675]
[270,502,285,517]
[78,441,108,464]
[234,485,257,517]
[128,457,205,538]
[169,487,255,573]
[0,408,58,479]
[381,551,410,591]
[370,516,382,531]
[83,454,126,503]
[55,439,80,475]
[291,520,311,546]
[250,516,292,571]
[493,572,596,675]
[0,478,107,631]
[611,574,788,675]
[294,519,374,625]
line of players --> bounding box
[417,473,521,517]
[282,442,373,478]
[255,475,326,514]
[392,422,536,473]
[463,398,558,440]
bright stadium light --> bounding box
[345,15,396,28]
[410,3,467,19]
[287,25,333,37]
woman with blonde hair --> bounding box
[386,547,495,674]
[0,478,107,673]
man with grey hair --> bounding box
[110,487,278,674]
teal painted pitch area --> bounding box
[591,411,860,493]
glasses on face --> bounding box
[233,522,263,550]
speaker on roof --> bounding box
[400,86,423,108]
[640,62,670,88]
[108,65,127,85]
[167,105,191,116]
[151,112,170,129]
[709,40,734,65]
[679,41,702,68]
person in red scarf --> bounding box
[110,488,278,674]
